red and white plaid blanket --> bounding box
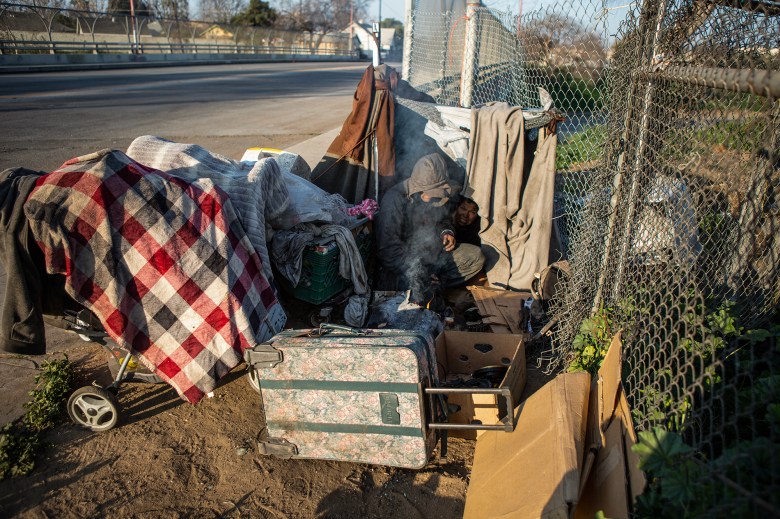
[25,149,286,403]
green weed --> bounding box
[0,356,77,479]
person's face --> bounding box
[420,193,442,205]
[455,201,478,226]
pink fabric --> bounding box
[347,199,380,220]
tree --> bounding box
[199,0,246,23]
[521,13,605,66]
[273,0,365,51]
[108,0,153,16]
[380,17,402,31]
[70,0,110,12]
[16,0,69,7]
[276,0,368,32]
[231,0,276,26]
[149,0,189,19]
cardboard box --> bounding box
[462,333,646,519]
[574,333,646,519]
[464,371,591,519]
[467,286,531,335]
[433,331,526,440]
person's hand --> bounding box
[442,234,456,252]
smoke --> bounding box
[404,232,443,304]
[405,257,431,304]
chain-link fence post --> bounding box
[591,0,668,312]
[459,1,479,108]
[402,0,414,79]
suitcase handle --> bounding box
[424,386,516,432]
[313,323,383,337]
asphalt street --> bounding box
[0,61,367,172]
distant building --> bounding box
[342,22,400,60]
[200,25,234,39]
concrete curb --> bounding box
[285,127,341,171]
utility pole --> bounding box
[517,0,522,34]
[129,0,138,53]
[377,0,382,59]
[349,0,353,53]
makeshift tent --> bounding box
[311,64,434,204]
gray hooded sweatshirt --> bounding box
[376,153,454,277]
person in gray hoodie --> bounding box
[376,153,484,293]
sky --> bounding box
[186,0,630,38]
[366,0,529,22]
[365,0,632,39]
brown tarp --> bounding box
[464,102,558,291]
[311,64,434,204]
[310,64,398,204]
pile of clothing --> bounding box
[0,137,375,403]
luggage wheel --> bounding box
[67,385,121,432]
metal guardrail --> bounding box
[0,39,359,57]
[0,2,356,60]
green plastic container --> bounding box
[279,221,373,305]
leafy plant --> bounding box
[24,358,77,432]
[633,427,780,517]
[568,306,620,374]
[0,356,77,479]
[680,299,741,358]
[632,322,780,517]
[0,423,44,479]
[556,124,607,171]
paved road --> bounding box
[0,61,367,172]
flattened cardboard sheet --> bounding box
[467,286,530,335]
[575,333,646,519]
[464,371,591,519]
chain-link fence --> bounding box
[406,0,778,515]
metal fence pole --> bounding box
[459,2,479,108]
[402,0,414,80]
[591,0,668,312]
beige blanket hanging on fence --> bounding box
[464,102,558,291]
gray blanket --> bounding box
[271,223,369,296]
[464,102,558,291]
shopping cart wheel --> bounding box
[247,367,261,393]
[67,386,121,432]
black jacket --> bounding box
[455,218,481,247]
[376,180,453,276]
[0,168,48,354]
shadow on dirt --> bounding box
[0,452,119,515]
[112,359,249,425]
[316,470,466,519]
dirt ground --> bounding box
[0,290,552,519]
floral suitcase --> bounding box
[244,325,443,469]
